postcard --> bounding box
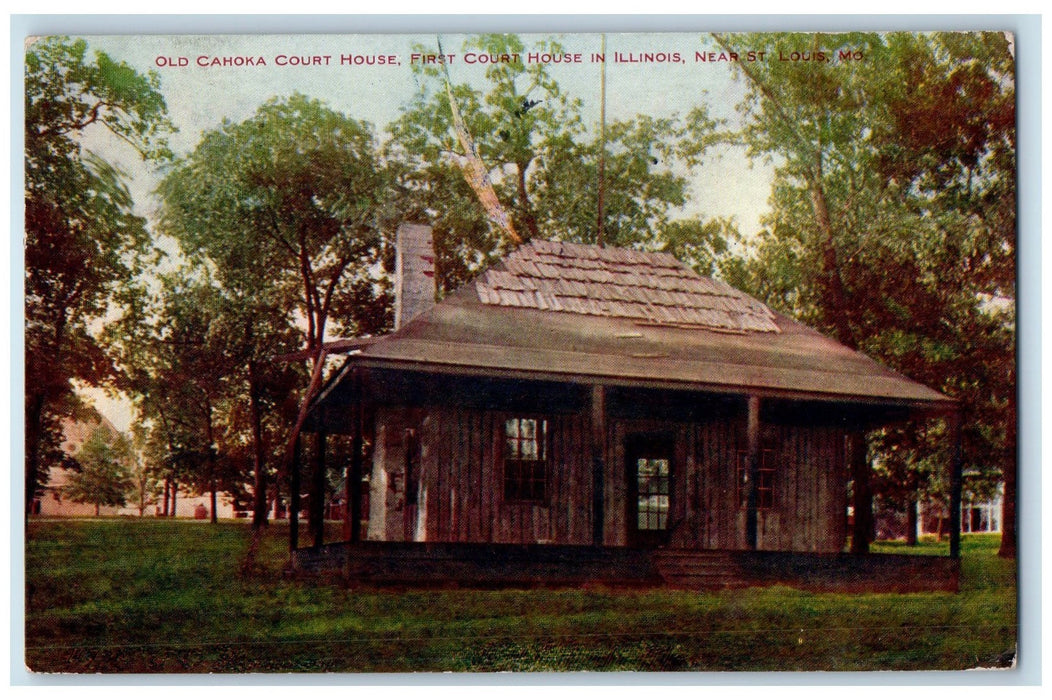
[22,29,1017,674]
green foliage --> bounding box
[25,37,173,162]
[387,33,730,291]
[24,36,173,512]
[159,93,391,344]
[156,93,392,521]
[720,32,1015,525]
[62,429,136,511]
[26,521,1015,672]
[109,264,304,520]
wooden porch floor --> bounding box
[292,541,960,593]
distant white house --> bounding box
[872,482,1003,541]
[922,486,1003,536]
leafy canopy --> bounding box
[720,31,1014,523]
[63,427,136,510]
[387,33,729,291]
[24,36,173,510]
[158,93,391,346]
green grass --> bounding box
[24,519,1016,673]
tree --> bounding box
[717,32,1015,554]
[63,427,135,515]
[387,34,727,291]
[24,36,173,518]
[142,274,234,524]
[128,423,162,517]
[157,94,390,532]
[109,262,304,527]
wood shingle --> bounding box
[475,240,780,334]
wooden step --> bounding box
[650,549,746,589]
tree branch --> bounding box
[34,100,109,139]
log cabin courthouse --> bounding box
[294,224,963,592]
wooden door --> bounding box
[625,433,674,548]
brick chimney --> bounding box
[394,223,436,330]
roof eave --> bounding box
[346,354,957,414]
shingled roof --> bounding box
[475,240,779,334]
[335,239,952,410]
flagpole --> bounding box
[596,33,607,249]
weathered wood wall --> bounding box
[368,404,847,553]
[368,406,594,545]
[678,420,847,553]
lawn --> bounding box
[24,518,1016,673]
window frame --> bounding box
[633,455,672,532]
[502,416,549,505]
[736,448,776,511]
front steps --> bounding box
[650,549,747,589]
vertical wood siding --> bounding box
[417,407,591,544]
[373,405,847,552]
[685,419,848,553]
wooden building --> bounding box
[295,227,962,592]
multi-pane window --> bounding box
[504,418,548,502]
[635,457,670,530]
[737,449,776,510]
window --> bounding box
[504,418,548,502]
[635,457,670,530]
[737,449,776,510]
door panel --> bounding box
[626,433,674,547]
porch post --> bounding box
[850,431,872,554]
[745,395,761,550]
[906,497,919,546]
[345,369,363,543]
[343,405,353,543]
[289,434,301,553]
[948,410,964,559]
[590,384,607,546]
[310,428,327,548]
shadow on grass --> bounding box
[25,519,1017,673]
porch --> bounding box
[291,541,960,593]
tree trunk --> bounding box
[947,411,964,559]
[515,161,540,240]
[277,349,328,518]
[171,480,178,517]
[205,402,219,524]
[998,469,1017,558]
[348,410,363,543]
[807,167,856,349]
[249,361,269,531]
[163,479,170,517]
[94,503,100,517]
[348,368,364,544]
[24,391,47,523]
[998,408,1017,559]
[310,430,327,548]
[906,498,918,546]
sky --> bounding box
[66,31,777,432]
[80,32,774,233]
